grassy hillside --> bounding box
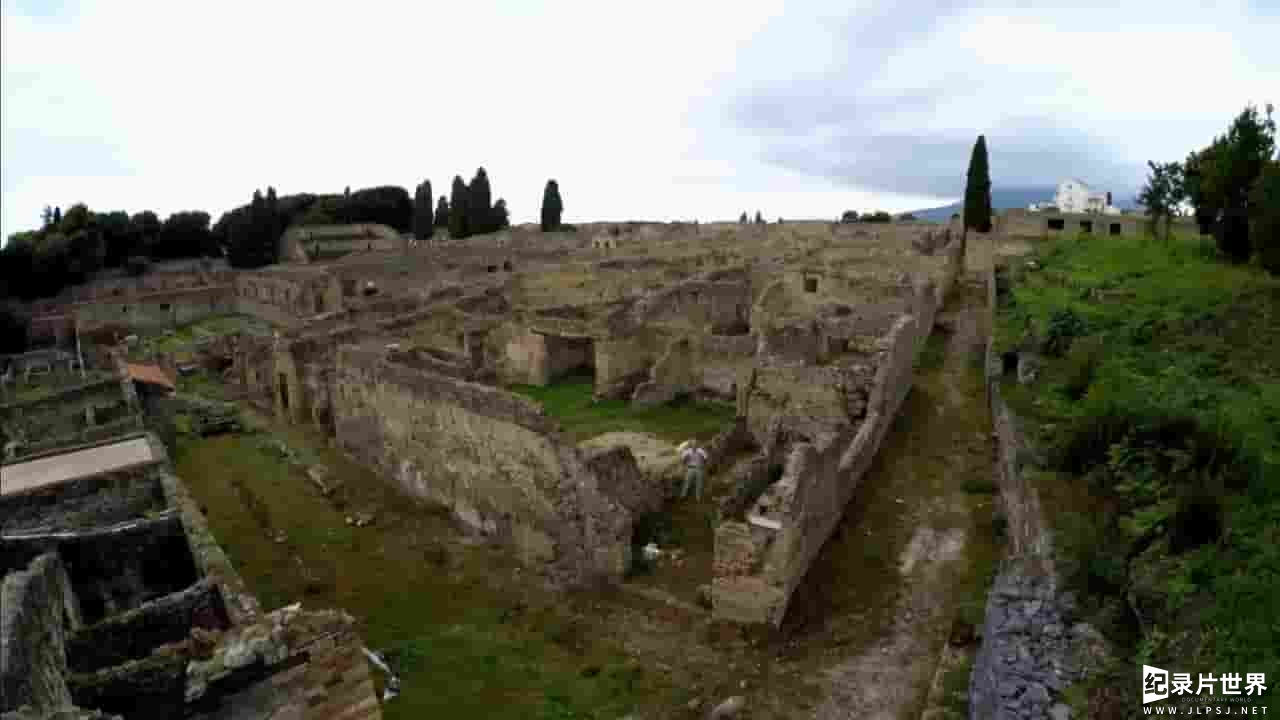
[992,234,1279,714]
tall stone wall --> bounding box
[331,346,634,586]
[712,289,937,625]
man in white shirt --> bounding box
[677,440,709,501]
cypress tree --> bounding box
[434,197,450,229]
[963,134,993,233]
[468,168,493,234]
[413,180,434,239]
[493,198,510,229]
[448,176,468,239]
[265,186,281,264]
[541,180,563,232]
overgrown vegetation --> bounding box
[507,374,735,443]
[995,232,1280,705]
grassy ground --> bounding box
[993,233,1280,713]
[174,422,690,719]
[508,373,736,444]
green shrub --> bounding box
[1041,308,1086,356]
[1061,336,1104,401]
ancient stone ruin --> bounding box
[211,220,968,623]
[4,218,970,716]
[0,355,380,719]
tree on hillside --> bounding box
[754,211,764,224]
[98,211,134,267]
[228,190,274,268]
[1183,144,1222,236]
[1137,161,1185,241]
[493,198,510,230]
[448,176,469,239]
[266,187,282,258]
[1251,159,1280,274]
[467,168,493,235]
[1187,104,1276,262]
[0,306,28,354]
[156,211,213,259]
[434,196,450,230]
[898,212,918,222]
[963,134,993,233]
[541,180,564,232]
[413,180,434,239]
[739,212,748,224]
[41,206,54,228]
[58,204,105,281]
[130,211,162,258]
[52,207,62,225]
[841,210,859,223]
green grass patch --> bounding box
[508,373,735,443]
[995,232,1280,685]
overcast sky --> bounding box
[2,0,1276,241]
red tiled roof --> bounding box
[125,362,175,391]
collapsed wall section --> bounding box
[331,345,635,586]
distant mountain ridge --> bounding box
[907,186,1138,223]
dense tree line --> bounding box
[440,167,511,240]
[1142,103,1278,272]
[1,203,214,300]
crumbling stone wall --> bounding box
[1,553,77,713]
[0,379,137,461]
[500,331,593,386]
[632,337,698,406]
[713,294,937,625]
[332,346,633,586]
[234,269,342,328]
[592,334,657,401]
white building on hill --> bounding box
[1052,178,1120,215]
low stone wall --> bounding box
[968,262,1084,720]
[65,580,228,674]
[332,346,633,586]
[0,463,166,533]
[1,553,77,713]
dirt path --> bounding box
[792,280,998,720]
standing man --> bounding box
[677,439,709,501]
